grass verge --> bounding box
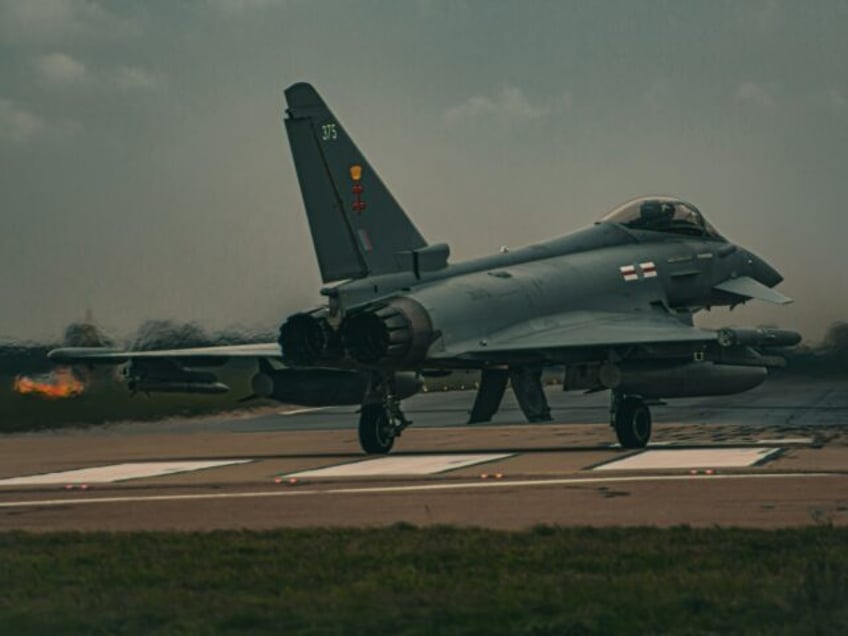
[1,525,847,635]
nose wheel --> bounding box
[611,393,652,448]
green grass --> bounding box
[1,526,846,635]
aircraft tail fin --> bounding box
[284,82,427,283]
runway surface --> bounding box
[1,376,846,531]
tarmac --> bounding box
[0,376,846,531]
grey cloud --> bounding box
[34,53,159,93]
[814,88,847,114]
[208,0,278,12]
[749,0,785,33]
[0,0,84,40]
[35,52,88,84]
[113,66,159,91]
[0,0,141,44]
[0,98,44,142]
[734,82,777,110]
[444,86,569,125]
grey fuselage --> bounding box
[323,222,778,368]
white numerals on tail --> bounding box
[321,123,338,141]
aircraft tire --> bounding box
[358,404,396,454]
[614,397,652,448]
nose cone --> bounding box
[748,251,783,288]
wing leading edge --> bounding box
[48,343,282,365]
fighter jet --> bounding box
[51,82,801,454]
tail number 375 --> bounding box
[321,123,338,141]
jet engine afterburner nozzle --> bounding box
[278,312,341,366]
[340,298,433,366]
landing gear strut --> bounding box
[611,392,652,448]
[358,375,412,454]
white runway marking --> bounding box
[594,448,780,471]
[609,441,674,448]
[0,473,837,509]
[0,460,252,485]
[288,454,512,478]
[757,438,814,445]
[279,408,326,416]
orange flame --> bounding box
[13,368,85,399]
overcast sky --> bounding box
[1,0,846,343]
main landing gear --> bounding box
[468,365,552,424]
[358,375,412,454]
[610,391,652,448]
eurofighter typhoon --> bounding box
[51,82,800,454]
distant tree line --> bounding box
[777,321,848,376]
[0,320,275,375]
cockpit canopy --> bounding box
[599,196,724,240]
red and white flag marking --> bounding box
[619,261,658,281]
[619,265,638,281]
[639,261,657,278]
